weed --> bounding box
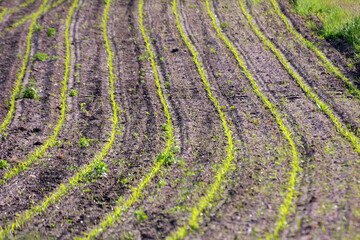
[77,137,93,148]
[120,232,135,240]
[0,160,10,170]
[84,161,108,181]
[22,86,39,100]
[134,208,148,221]
[34,52,50,61]
[34,23,43,32]
[47,27,56,37]
[220,21,230,29]
[69,89,78,97]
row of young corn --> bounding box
[1,0,358,239]
[0,0,48,138]
[0,0,35,23]
[269,0,360,101]
[1,0,71,185]
[166,0,236,239]
[1,0,66,34]
[0,0,121,238]
[76,0,177,238]
[238,0,360,156]
[236,0,360,237]
[205,0,302,239]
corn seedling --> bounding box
[206,0,302,239]
[166,0,236,239]
[0,0,49,138]
[0,0,121,237]
[76,0,176,239]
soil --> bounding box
[0,0,359,239]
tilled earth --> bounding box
[0,0,359,239]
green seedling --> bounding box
[34,23,43,32]
[34,52,50,61]
[134,208,148,221]
[84,161,108,181]
[77,137,93,148]
[47,27,56,37]
[220,21,230,29]
[22,86,39,100]
[0,160,10,170]
[69,89,78,97]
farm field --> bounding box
[0,0,360,239]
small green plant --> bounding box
[21,79,39,100]
[51,55,58,61]
[120,232,135,240]
[84,161,108,181]
[210,48,218,54]
[22,86,39,100]
[69,89,78,97]
[0,160,10,170]
[47,27,56,37]
[34,52,50,61]
[220,21,230,29]
[34,23,43,32]
[78,137,93,148]
[134,208,148,221]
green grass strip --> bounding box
[0,0,49,138]
[0,0,122,238]
[76,0,176,239]
[2,0,66,34]
[0,0,74,185]
[166,0,236,239]
[0,0,36,23]
[238,0,360,155]
[236,0,360,237]
[206,1,303,239]
[270,0,360,100]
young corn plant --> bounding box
[0,0,121,238]
[166,0,236,239]
[76,0,177,239]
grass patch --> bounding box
[294,0,360,53]
[270,0,360,101]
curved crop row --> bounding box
[0,0,35,23]
[0,0,48,138]
[0,0,75,184]
[166,0,236,239]
[76,0,176,239]
[237,0,360,155]
[2,0,66,34]
[206,1,302,239]
[270,0,360,100]
[0,0,116,238]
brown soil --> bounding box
[0,0,359,239]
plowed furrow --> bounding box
[0,0,122,237]
[16,0,165,238]
[210,0,360,237]
[0,0,35,24]
[98,0,233,237]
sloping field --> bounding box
[0,0,359,239]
